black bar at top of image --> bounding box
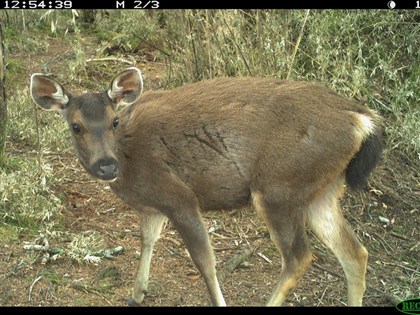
[3,0,417,10]
[80,0,415,9]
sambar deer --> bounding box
[30,68,384,306]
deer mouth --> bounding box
[78,158,119,183]
[98,177,118,184]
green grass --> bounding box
[0,154,64,233]
[78,9,418,160]
[6,86,71,151]
[42,270,63,285]
[151,10,419,160]
[1,9,418,266]
[0,86,97,260]
[0,224,20,243]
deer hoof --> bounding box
[127,298,142,307]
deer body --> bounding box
[30,68,383,306]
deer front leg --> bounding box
[128,210,167,306]
[167,207,226,306]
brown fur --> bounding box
[30,70,384,306]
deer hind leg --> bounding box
[130,210,167,305]
[252,191,313,306]
[306,176,368,306]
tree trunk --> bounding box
[0,22,7,167]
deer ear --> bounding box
[108,67,143,106]
[30,74,70,112]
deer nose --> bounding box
[94,158,119,180]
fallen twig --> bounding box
[372,232,394,253]
[213,246,239,252]
[390,231,412,241]
[28,276,42,302]
[313,262,343,279]
[316,284,329,306]
[257,252,272,264]
[409,241,420,251]
[381,261,419,274]
[85,57,133,65]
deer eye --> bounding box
[71,123,81,133]
[113,117,119,129]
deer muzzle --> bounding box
[92,158,119,181]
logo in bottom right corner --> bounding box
[397,298,420,315]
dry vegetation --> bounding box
[0,10,418,307]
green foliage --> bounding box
[66,230,105,263]
[92,10,164,52]
[1,9,418,266]
[4,58,25,86]
[0,224,20,243]
[148,10,419,160]
[0,155,64,232]
[0,90,67,244]
[7,88,70,152]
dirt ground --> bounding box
[1,32,418,307]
